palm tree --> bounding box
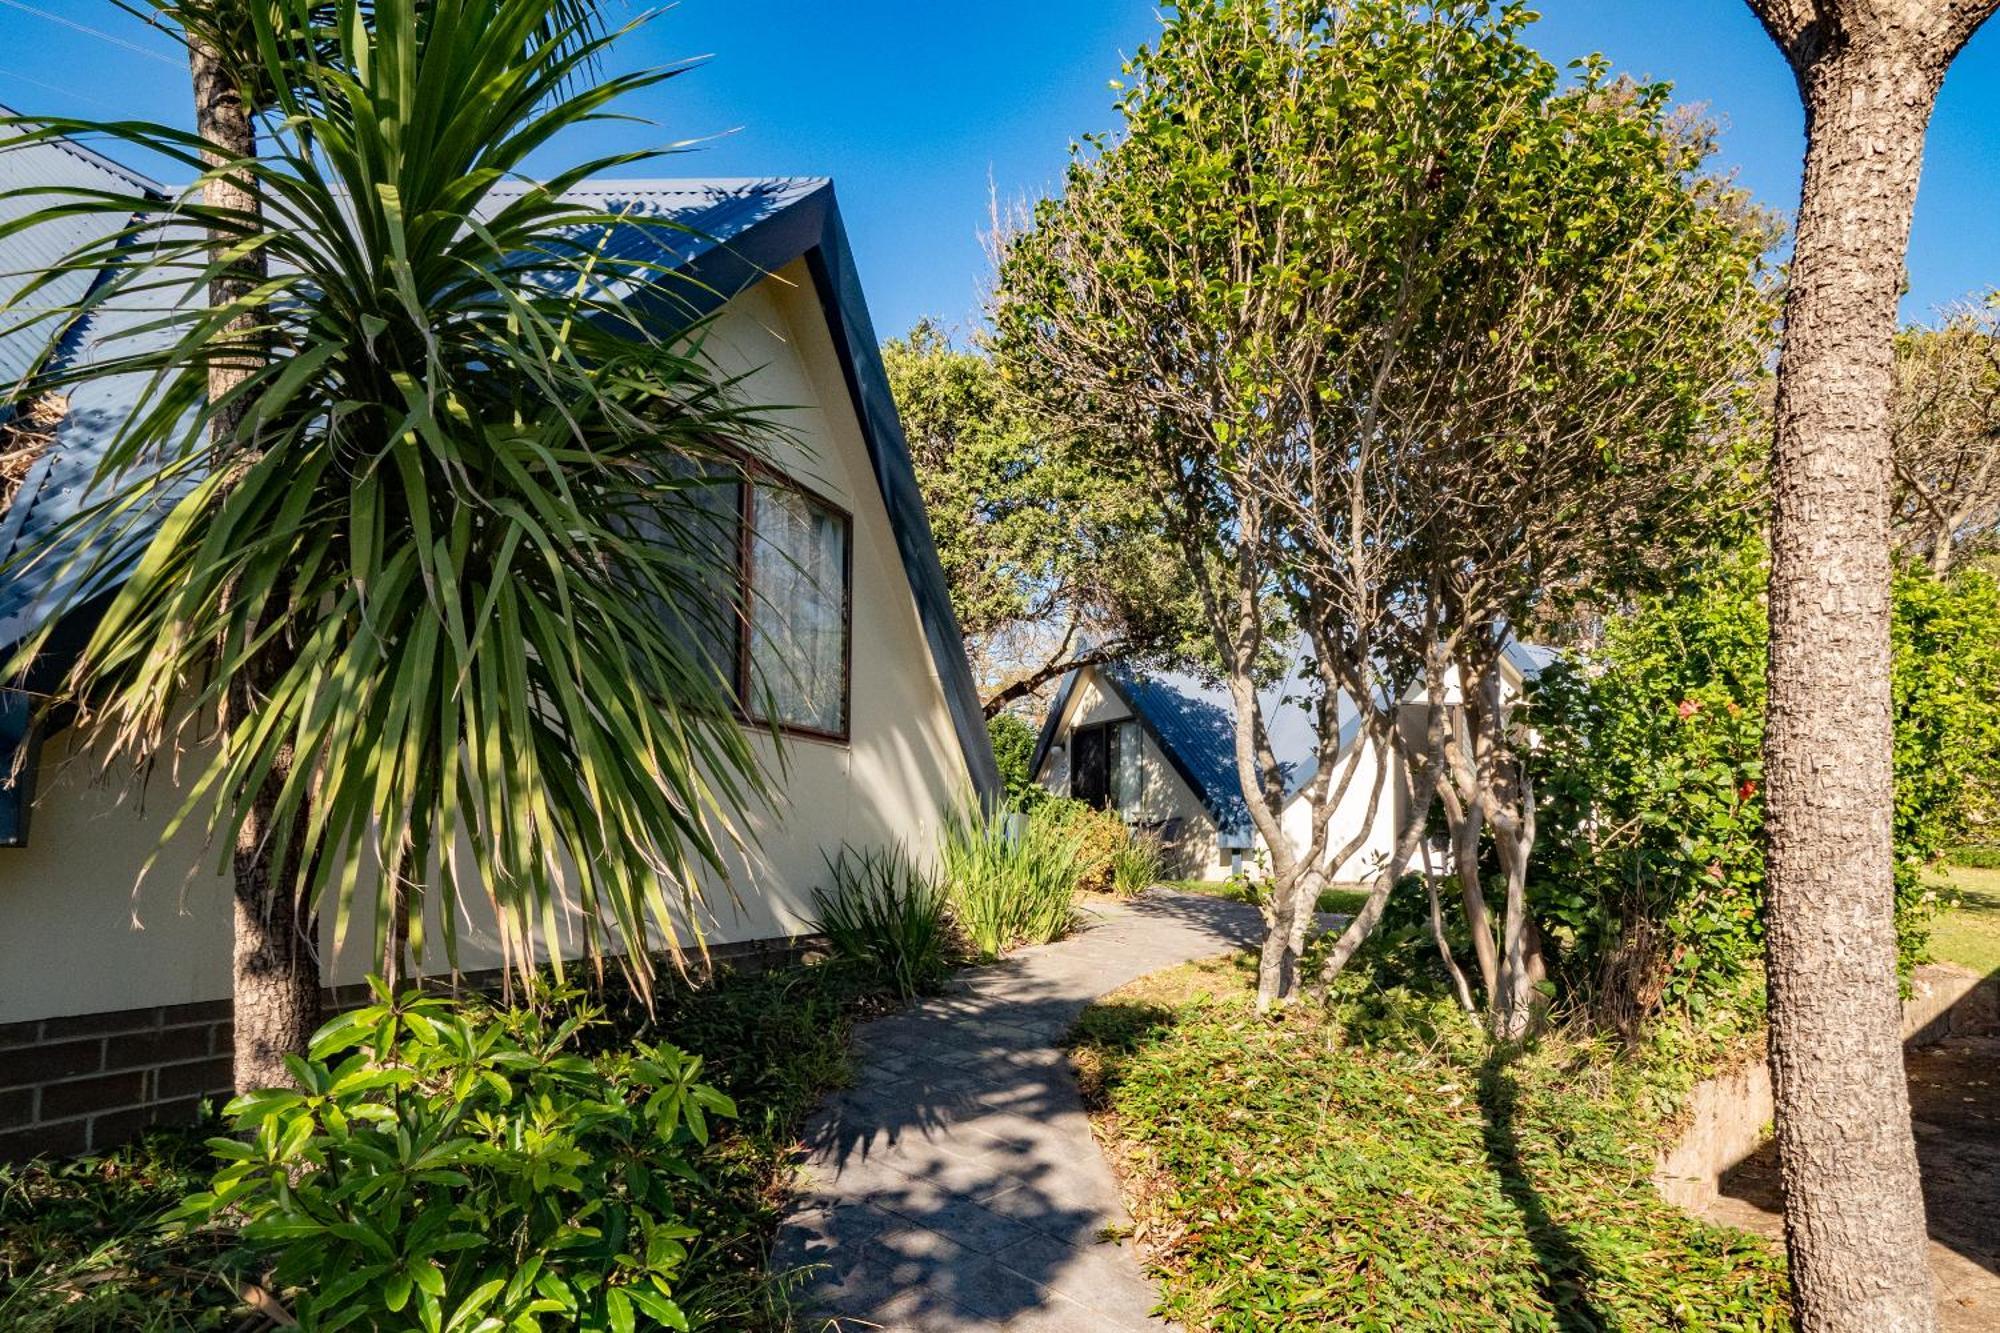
[1,0,772,1089]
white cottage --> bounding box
[0,126,995,1158]
[1030,646,1553,882]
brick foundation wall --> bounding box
[0,999,234,1160]
[0,933,821,1163]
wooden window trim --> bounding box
[730,466,854,747]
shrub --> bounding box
[1532,543,1997,1031]
[1109,828,1166,896]
[1030,797,1127,895]
[177,980,735,1332]
[0,1126,248,1331]
[941,805,1081,959]
[987,712,1049,811]
[1952,844,2000,870]
[811,845,954,1000]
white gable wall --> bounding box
[1032,666,1227,878]
[1275,728,1401,885]
[0,260,974,1023]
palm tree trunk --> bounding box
[190,37,320,1093]
[1760,22,1942,1333]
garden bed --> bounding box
[1068,955,1790,1331]
[0,959,894,1331]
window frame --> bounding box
[729,466,855,746]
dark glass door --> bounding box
[1072,724,1110,809]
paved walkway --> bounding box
[774,890,1261,1332]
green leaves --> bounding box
[1071,958,1790,1331]
[178,979,732,1332]
[0,0,774,997]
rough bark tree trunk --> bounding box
[190,38,320,1093]
[1744,2,1997,1325]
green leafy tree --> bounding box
[985,712,1047,811]
[996,0,1773,1017]
[1,0,770,1087]
[883,320,1200,714]
[1532,546,2000,1032]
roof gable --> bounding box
[0,168,998,838]
[1034,660,1340,839]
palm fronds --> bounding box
[0,0,778,997]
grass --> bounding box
[1069,956,1789,1332]
[0,958,895,1332]
[1163,876,1371,916]
[1928,862,2000,976]
[0,1124,253,1331]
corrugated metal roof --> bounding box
[0,108,159,396]
[1049,642,1551,840]
[1104,662,1335,840]
[0,175,831,647]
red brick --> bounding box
[0,1020,40,1050]
[0,1038,103,1089]
[104,1025,212,1072]
[39,1070,147,1121]
[0,1086,32,1129]
[86,1104,157,1153]
[0,1118,87,1162]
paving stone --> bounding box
[775,889,1257,1332]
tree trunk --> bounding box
[1422,839,1476,1013]
[190,38,319,1093]
[1761,30,1942,1333]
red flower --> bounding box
[1677,699,1702,720]
[1706,861,1726,882]
[1738,779,1759,801]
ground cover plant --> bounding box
[0,957,897,1332]
[1070,954,1790,1332]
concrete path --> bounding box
[774,890,1260,1332]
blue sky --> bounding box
[1,1,1994,339]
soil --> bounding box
[1713,1035,2000,1331]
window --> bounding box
[746,483,850,736]
[654,468,852,741]
[1072,718,1144,814]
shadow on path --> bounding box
[775,889,1260,1331]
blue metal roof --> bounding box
[1028,659,1343,840]
[0,165,998,833]
[1034,642,1552,840]
[0,108,160,397]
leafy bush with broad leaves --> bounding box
[1028,797,1128,895]
[812,845,955,1000]
[1531,543,1770,1028]
[1533,545,2000,1030]
[176,980,734,1333]
[1892,564,2000,886]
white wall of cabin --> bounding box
[0,259,976,1023]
